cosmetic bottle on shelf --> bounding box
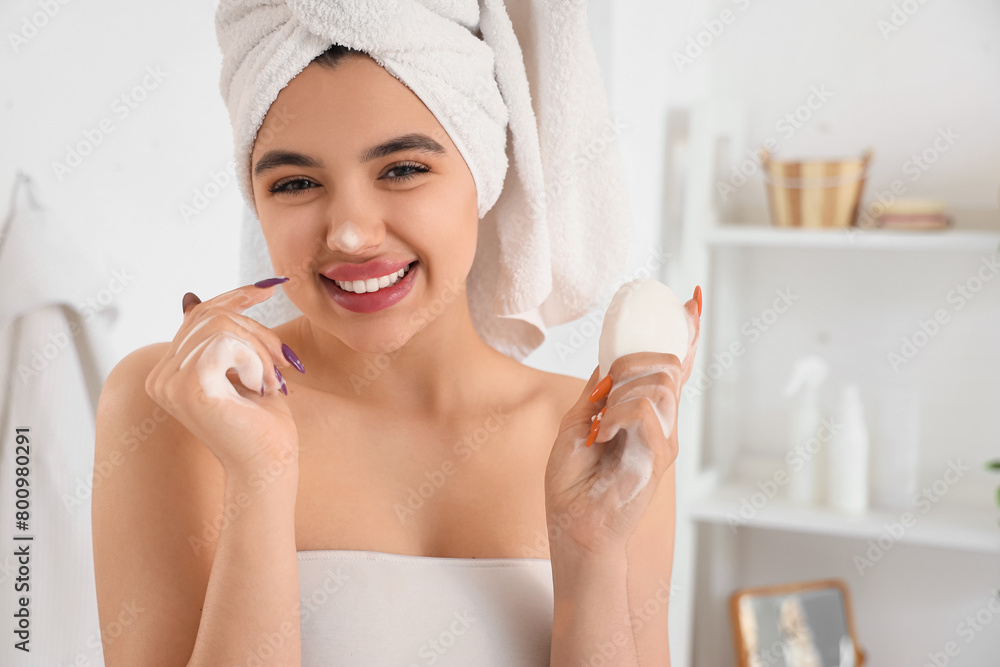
[827,384,870,514]
[782,355,829,505]
[873,387,920,511]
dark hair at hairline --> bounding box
[311,43,368,69]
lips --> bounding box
[321,257,415,282]
[321,260,419,314]
[325,261,416,293]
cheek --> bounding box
[397,181,477,253]
[258,219,325,284]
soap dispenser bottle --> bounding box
[783,355,829,505]
[827,383,870,514]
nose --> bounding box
[326,207,385,256]
[329,219,373,254]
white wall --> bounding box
[3,0,252,363]
[706,0,1000,227]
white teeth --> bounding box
[335,263,411,293]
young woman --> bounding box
[92,45,701,667]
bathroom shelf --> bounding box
[663,96,1000,666]
[686,482,1000,555]
[704,224,1000,251]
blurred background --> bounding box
[1,0,998,665]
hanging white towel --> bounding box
[0,174,117,666]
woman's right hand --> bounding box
[144,279,302,478]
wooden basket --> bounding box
[760,148,873,228]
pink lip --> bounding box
[321,261,418,314]
[321,257,415,282]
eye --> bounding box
[269,177,317,196]
[382,162,430,182]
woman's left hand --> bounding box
[543,288,701,561]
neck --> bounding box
[293,282,512,418]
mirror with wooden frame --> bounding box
[729,578,866,667]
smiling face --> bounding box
[250,54,479,355]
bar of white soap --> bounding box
[598,278,690,379]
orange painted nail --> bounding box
[589,374,612,403]
[585,407,608,447]
[694,285,703,317]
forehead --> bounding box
[252,56,457,159]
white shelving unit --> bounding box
[688,481,1000,555]
[664,100,1000,667]
[704,225,1000,252]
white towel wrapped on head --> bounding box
[216,0,632,361]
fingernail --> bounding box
[694,285,703,317]
[282,343,305,373]
[585,407,607,448]
[589,374,612,403]
[275,365,287,395]
[254,276,290,288]
[182,292,201,314]
[585,419,600,448]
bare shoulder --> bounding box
[517,363,588,424]
[93,342,225,666]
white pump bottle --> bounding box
[782,355,829,505]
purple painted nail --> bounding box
[282,343,305,373]
[274,365,287,395]
[254,276,290,288]
[182,292,202,314]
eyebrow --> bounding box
[253,133,447,178]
